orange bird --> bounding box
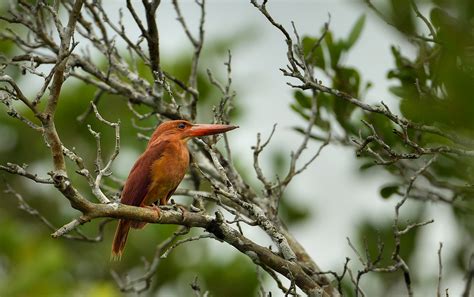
[111,120,238,259]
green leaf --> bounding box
[290,103,310,121]
[324,31,344,68]
[380,184,400,199]
[294,90,312,109]
[324,31,333,47]
[317,92,333,111]
[332,67,361,132]
[329,41,344,68]
[279,197,311,224]
[313,44,326,69]
[389,86,407,98]
[346,15,366,49]
[359,162,376,171]
[314,116,331,131]
[302,36,326,69]
[390,0,415,35]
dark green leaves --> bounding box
[302,36,326,69]
[294,90,312,109]
[390,0,415,34]
[380,184,400,199]
[346,15,366,49]
[292,15,368,135]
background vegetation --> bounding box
[0,0,473,296]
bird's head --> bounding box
[149,120,238,144]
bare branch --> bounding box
[437,242,444,297]
[410,0,436,39]
[190,276,209,297]
[0,95,42,131]
[172,0,206,119]
[250,0,300,72]
[4,183,111,242]
[5,1,461,296]
[195,139,298,262]
[139,0,162,80]
[85,102,121,204]
[463,254,474,297]
[42,0,84,173]
[348,268,366,297]
[76,89,104,122]
[314,257,350,294]
[364,0,439,43]
[161,233,218,258]
[0,163,53,184]
[0,74,39,114]
[51,217,89,238]
[280,91,329,189]
[252,123,277,194]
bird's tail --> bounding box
[111,219,131,261]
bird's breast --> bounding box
[143,141,190,205]
[151,145,189,184]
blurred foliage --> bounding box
[0,10,263,297]
[291,0,474,295]
[292,14,371,135]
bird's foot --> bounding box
[143,204,161,218]
[169,199,189,222]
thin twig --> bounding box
[437,242,443,297]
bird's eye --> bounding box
[177,123,186,129]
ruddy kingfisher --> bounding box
[111,120,238,260]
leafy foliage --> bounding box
[292,15,370,136]
[291,0,474,295]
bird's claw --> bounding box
[166,199,189,222]
[143,204,161,218]
[177,205,189,222]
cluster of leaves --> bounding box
[387,3,474,235]
[292,15,369,136]
[290,0,474,295]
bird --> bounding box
[111,120,238,260]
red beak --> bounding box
[187,124,239,137]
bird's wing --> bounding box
[120,140,169,207]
